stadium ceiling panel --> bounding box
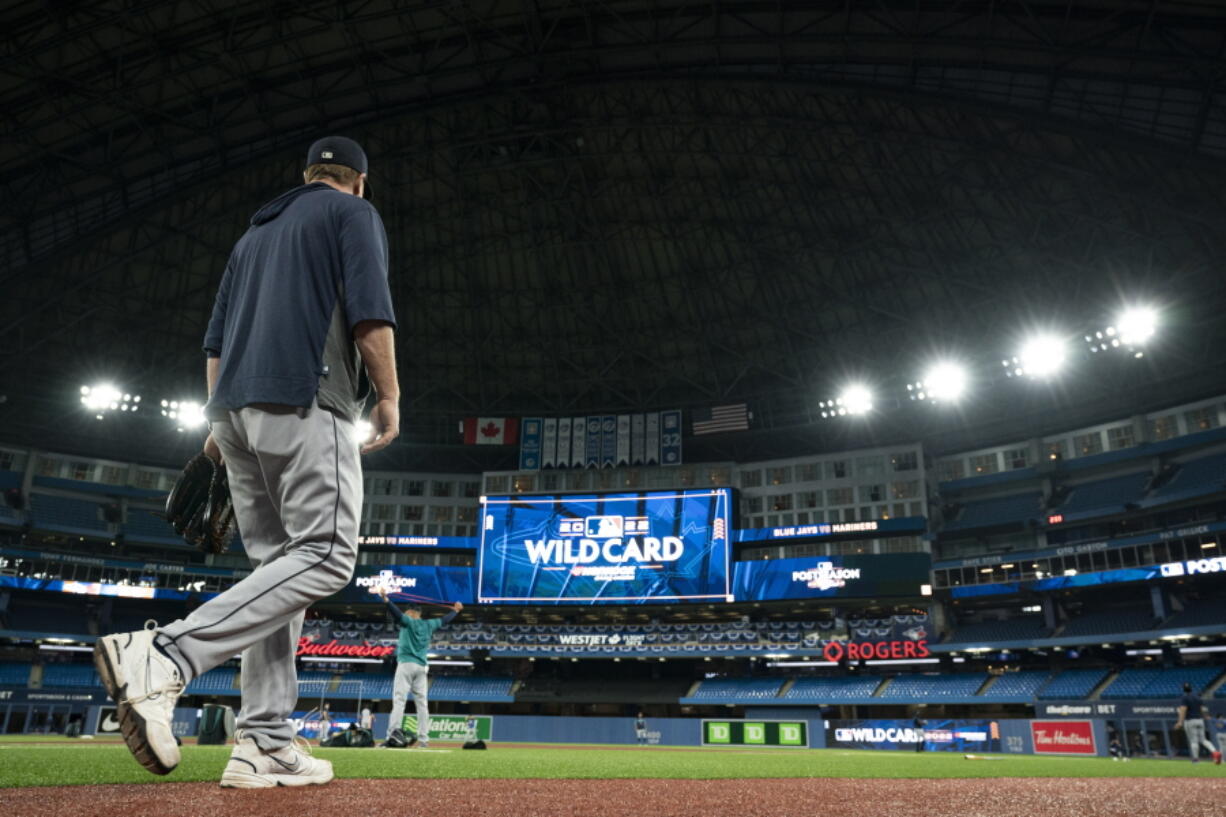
[2,1,1226,465]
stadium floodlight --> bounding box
[1115,306,1157,346]
[80,384,138,419]
[839,385,873,415]
[1015,334,1067,378]
[163,399,206,430]
[911,362,968,403]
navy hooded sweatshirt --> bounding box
[203,182,396,422]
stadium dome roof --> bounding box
[3,1,1226,468]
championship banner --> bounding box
[600,415,617,468]
[732,553,932,601]
[556,417,572,468]
[616,415,631,467]
[570,417,586,467]
[645,412,660,465]
[660,410,682,465]
[519,418,543,471]
[585,417,602,469]
[542,417,558,469]
[402,714,493,742]
[631,414,646,465]
[476,489,733,605]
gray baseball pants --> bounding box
[155,401,362,750]
[387,661,430,740]
[1184,719,1217,759]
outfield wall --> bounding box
[83,707,1112,756]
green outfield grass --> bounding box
[0,738,1222,787]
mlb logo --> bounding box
[585,516,623,537]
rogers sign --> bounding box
[822,640,930,662]
[1031,720,1097,755]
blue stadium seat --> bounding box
[1100,666,1223,700]
[185,668,238,694]
[0,662,32,686]
[1061,610,1157,638]
[124,508,181,543]
[1164,599,1226,631]
[946,617,1049,645]
[1056,472,1151,517]
[1036,668,1110,700]
[428,676,514,702]
[681,677,783,702]
[881,672,986,699]
[1147,453,1226,504]
[28,493,109,535]
[41,664,100,688]
[941,493,1042,533]
[978,670,1052,700]
[783,676,884,701]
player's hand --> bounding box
[362,399,400,455]
[203,432,223,464]
[377,586,388,601]
[452,601,464,612]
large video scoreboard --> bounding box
[477,489,733,605]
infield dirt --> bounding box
[2,776,1219,817]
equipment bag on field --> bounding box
[198,704,233,745]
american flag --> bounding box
[691,404,750,435]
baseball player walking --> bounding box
[1175,682,1222,764]
[378,587,462,748]
[93,136,398,787]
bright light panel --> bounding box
[1116,307,1156,345]
[164,400,206,430]
[840,385,873,415]
[80,384,121,411]
[921,362,968,402]
[1018,334,1066,377]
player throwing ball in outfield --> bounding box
[93,135,399,787]
[378,587,462,748]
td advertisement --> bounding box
[477,489,732,605]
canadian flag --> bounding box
[459,417,520,445]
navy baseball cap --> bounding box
[306,135,372,200]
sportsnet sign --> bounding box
[1031,720,1097,755]
[477,490,732,605]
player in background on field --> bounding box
[1216,715,1226,760]
[317,703,332,747]
[913,715,926,753]
[635,711,648,746]
[1175,682,1222,764]
[377,586,462,748]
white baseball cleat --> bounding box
[220,731,334,788]
[94,622,184,775]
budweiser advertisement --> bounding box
[1030,720,1097,755]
